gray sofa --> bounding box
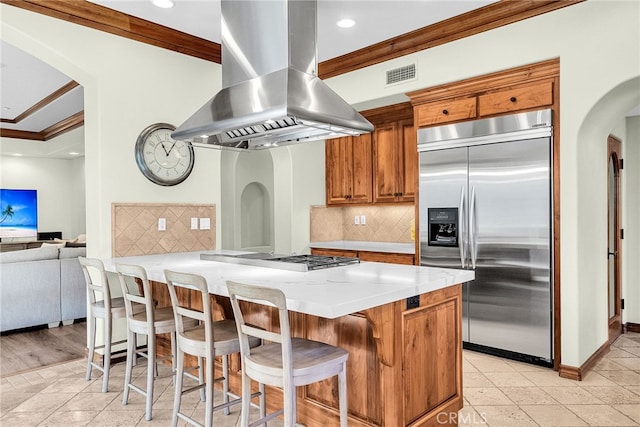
[0,245,87,332]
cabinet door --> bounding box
[326,136,353,205]
[373,122,400,203]
[350,133,373,204]
[415,97,477,127]
[478,81,553,116]
[398,118,417,202]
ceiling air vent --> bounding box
[386,64,416,86]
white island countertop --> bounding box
[102,251,473,319]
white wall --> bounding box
[0,154,85,240]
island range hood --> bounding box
[171,0,373,150]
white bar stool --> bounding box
[116,263,188,421]
[227,280,349,427]
[164,270,264,427]
[79,256,128,393]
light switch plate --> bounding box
[158,218,166,231]
[360,215,366,225]
[354,215,360,225]
[200,218,211,230]
[190,217,198,230]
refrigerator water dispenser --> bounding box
[427,208,458,247]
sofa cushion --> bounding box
[0,247,60,264]
[59,247,87,259]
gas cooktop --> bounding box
[200,252,360,272]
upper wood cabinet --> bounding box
[415,97,477,128]
[478,81,553,116]
[372,118,417,203]
[408,60,559,129]
[325,133,372,205]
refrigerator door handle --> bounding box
[459,186,466,268]
[470,186,477,269]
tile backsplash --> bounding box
[310,205,414,243]
[112,203,215,257]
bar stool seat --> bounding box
[227,280,349,427]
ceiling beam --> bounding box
[0,0,221,63]
[0,111,84,141]
[1,81,80,124]
[318,0,583,79]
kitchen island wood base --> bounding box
[151,281,463,426]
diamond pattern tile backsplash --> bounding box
[310,205,414,243]
[112,203,215,257]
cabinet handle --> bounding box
[442,109,449,115]
[510,96,517,102]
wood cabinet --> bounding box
[415,96,477,127]
[478,81,553,116]
[372,118,417,203]
[325,102,416,206]
[325,133,372,205]
[311,247,415,265]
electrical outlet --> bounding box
[354,215,360,225]
[158,218,166,231]
[190,217,198,230]
[406,295,420,310]
[360,215,366,225]
[200,218,211,230]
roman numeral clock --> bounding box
[135,123,195,186]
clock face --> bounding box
[135,123,194,186]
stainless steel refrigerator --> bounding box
[418,109,553,365]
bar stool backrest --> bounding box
[79,256,112,309]
[226,281,294,386]
[115,264,155,328]
[164,270,213,353]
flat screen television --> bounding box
[0,189,38,239]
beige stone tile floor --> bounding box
[1,332,638,426]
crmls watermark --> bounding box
[437,411,488,425]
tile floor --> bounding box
[1,333,638,426]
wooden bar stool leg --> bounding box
[86,312,96,381]
[222,354,230,416]
[123,329,135,404]
[172,349,184,427]
[339,364,347,427]
[204,355,214,427]
[102,314,112,393]
[145,332,156,421]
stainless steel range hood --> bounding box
[171,0,373,150]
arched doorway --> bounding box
[607,135,623,343]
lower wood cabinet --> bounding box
[311,247,415,265]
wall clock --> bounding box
[135,123,195,186]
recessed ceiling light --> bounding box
[336,18,356,29]
[151,0,175,9]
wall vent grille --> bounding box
[386,64,416,85]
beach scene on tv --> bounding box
[0,189,38,239]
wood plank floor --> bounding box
[0,321,87,378]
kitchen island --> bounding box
[103,251,474,426]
